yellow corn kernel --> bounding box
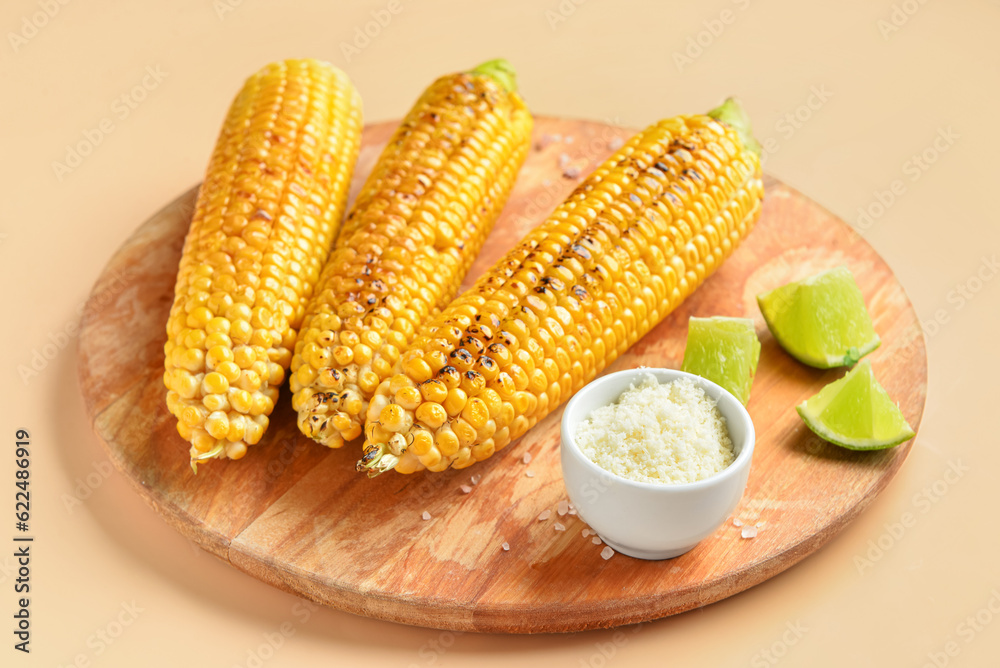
[402,357,433,383]
[415,402,448,430]
[461,398,489,429]
[332,345,354,366]
[203,393,229,412]
[331,412,354,433]
[225,440,248,460]
[453,419,477,448]
[389,374,416,396]
[394,386,423,410]
[419,379,448,404]
[410,429,433,456]
[379,404,411,432]
[229,389,253,414]
[202,371,229,395]
[205,411,230,439]
[181,404,207,428]
[435,425,460,456]
[190,429,216,454]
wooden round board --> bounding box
[78,117,927,634]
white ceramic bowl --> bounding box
[560,368,755,560]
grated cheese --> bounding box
[575,374,735,484]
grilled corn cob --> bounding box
[163,59,363,470]
[358,98,764,475]
[290,59,533,448]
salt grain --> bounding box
[601,546,615,560]
[563,166,581,179]
[582,529,591,537]
[421,511,431,521]
[733,518,743,527]
[538,510,552,521]
[557,500,569,516]
[741,525,758,539]
[460,485,472,494]
[554,522,565,532]
[525,471,535,478]
[502,542,510,551]
[558,153,571,168]
[522,452,533,464]
[592,536,602,545]
[470,474,481,485]
[568,509,577,516]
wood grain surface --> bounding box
[77,117,927,633]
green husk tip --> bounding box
[708,97,761,157]
[470,58,518,93]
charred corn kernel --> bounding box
[419,379,448,404]
[342,390,363,416]
[164,59,363,472]
[359,98,764,475]
[292,59,533,454]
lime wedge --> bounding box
[796,360,915,450]
[757,266,880,368]
[681,316,761,405]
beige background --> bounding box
[3,0,998,665]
